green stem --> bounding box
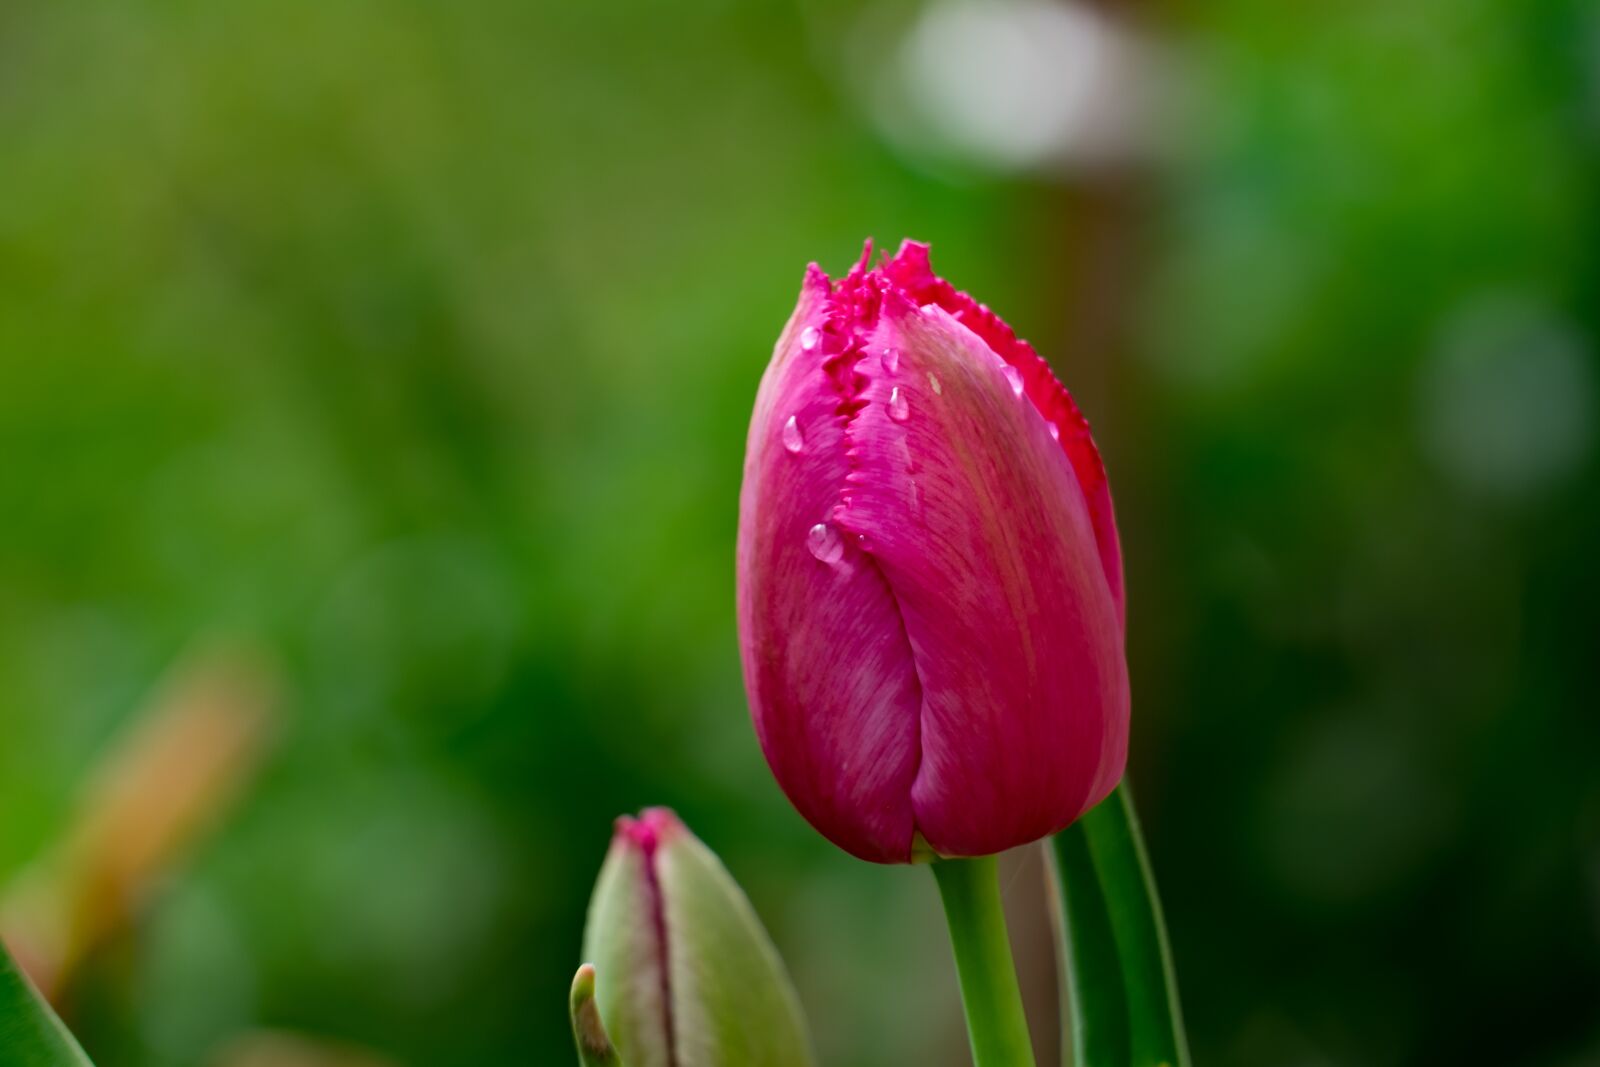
[1047,784,1189,1067]
[932,855,1038,1067]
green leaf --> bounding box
[1047,785,1189,1067]
[571,963,625,1067]
[0,940,95,1066]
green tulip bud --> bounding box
[574,809,814,1067]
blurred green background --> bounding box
[2,0,1597,1064]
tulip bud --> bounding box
[737,240,1130,863]
[578,809,814,1067]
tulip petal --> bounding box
[834,291,1129,858]
[737,268,923,863]
[880,242,1125,625]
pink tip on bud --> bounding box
[613,807,682,856]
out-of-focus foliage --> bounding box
[0,1,1594,1066]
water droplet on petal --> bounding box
[807,522,843,564]
[888,386,910,422]
[1002,364,1024,398]
[1048,423,1061,442]
[782,415,804,453]
[880,347,900,373]
[800,326,820,352]
[928,373,943,395]
[895,435,915,472]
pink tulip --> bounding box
[736,240,1129,863]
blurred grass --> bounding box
[0,1,1597,1065]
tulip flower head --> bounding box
[737,241,1130,863]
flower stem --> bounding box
[1047,784,1189,1067]
[932,855,1038,1067]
